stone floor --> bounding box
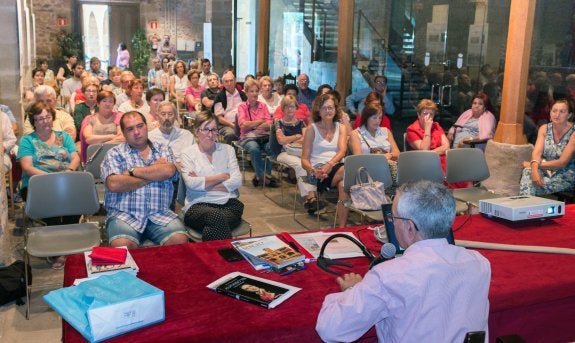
[0,168,368,343]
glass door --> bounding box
[355,0,510,121]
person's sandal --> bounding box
[47,256,66,270]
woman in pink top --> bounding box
[237,79,275,187]
[184,69,205,112]
[447,92,496,150]
[116,43,130,70]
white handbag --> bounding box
[350,167,390,210]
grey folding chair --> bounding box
[445,148,503,213]
[337,154,393,225]
[24,172,101,319]
[176,177,251,242]
[84,143,118,207]
[396,150,445,186]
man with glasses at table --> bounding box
[316,180,491,343]
[345,74,396,118]
[101,111,189,248]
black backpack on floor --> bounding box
[0,260,31,306]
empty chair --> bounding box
[445,148,503,213]
[338,154,393,225]
[396,150,445,186]
[24,172,101,318]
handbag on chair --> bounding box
[350,167,390,210]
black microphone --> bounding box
[369,243,397,269]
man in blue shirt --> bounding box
[101,111,188,248]
[345,75,396,117]
[297,73,317,109]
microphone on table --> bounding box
[369,243,397,269]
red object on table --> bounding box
[88,247,127,265]
[63,206,575,342]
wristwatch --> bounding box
[128,167,135,177]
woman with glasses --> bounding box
[17,101,81,269]
[301,93,349,227]
[180,111,244,241]
[73,81,100,136]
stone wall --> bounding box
[33,0,232,75]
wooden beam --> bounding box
[257,0,270,75]
[336,1,354,98]
[493,0,537,144]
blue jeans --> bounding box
[243,139,271,177]
[106,217,187,246]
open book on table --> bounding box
[279,231,365,259]
[207,271,301,309]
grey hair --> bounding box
[396,180,455,239]
[34,85,57,99]
[157,100,176,114]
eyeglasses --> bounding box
[321,106,335,112]
[284,105,296,110]
[199,128,218,135]
[34,115,52,122]
[389,214,419,231]
[421,111,436,116]
[375,80,387,85]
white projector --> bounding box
[479,196,565,222]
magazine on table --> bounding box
[230,238,271,270]
[234,235,305,270]
[207,271,301,309]
[280,231,365,259]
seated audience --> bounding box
[274,95,322,213]
[80,90,124,162]
[200,74,221,111]
[519,99,575,196]
[17,101,81,269]
[352,92,391,131]
[184,69,205,112]
[24,67,45,105]
[297,73,317,110]
[346,74,396,117]
[237,79,276,187]
[146,88,166,130]
[273,76,285,95]
[170,60,188,106]
[148,101,195,164]
[258,76,282,114]
[350,103,399,194]
[316,180,491,342]
[274,84,312,125]
[180,111,243,241]
[114,71,136,109]
[406,99,450,164]
[73,80,100,137]
[301,93,348,227]
[0,110,17,172]
[24,85,76,141]
[447,92,496,149]
[213,70,247,144]
[100,111,188,248]
[118,79,150,116]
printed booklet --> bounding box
[207,271,301,309]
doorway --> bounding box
[81,2,140,72]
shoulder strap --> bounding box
[358,130,372,149]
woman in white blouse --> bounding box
[258,76,282,114]
[180,111,244,241]
[350,103,400,193]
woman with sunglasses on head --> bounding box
[17,101,81,269]
[301,93,349,227]
[180,111,244,241]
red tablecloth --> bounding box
[63,206,575,342]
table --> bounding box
[63,206,575,342]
